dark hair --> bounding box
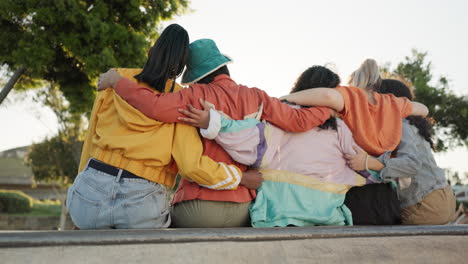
[291,66,341,130]
[291,66,341,93]
[134,24,189,93]
[197,66,230,84]
[378,79,434,148]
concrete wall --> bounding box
[1,235,467,264]
[0,225,467,264]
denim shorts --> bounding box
[66,162,170,229]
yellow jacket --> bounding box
[79,68,241,189]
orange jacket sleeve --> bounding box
[114,78,197,123]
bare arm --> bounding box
[179,102,263,166]
[410,102,429,117]
[279,88,344,112]
[97,69,199,123]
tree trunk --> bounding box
[51,184,69,230]
[59,196,68,230]
[0,67,26,104]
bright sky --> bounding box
[0,0,467,178]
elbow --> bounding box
[421,104,429,117]
[323,89,336,106]
[406,158,422,176]
[324,89,343,111]
[178,166,199,180]
[412,102,429,117]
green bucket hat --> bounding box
[181,39,233,85]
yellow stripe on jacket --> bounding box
[79,68,241,189]
[260,169,366,194]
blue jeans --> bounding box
[66,162,170,229]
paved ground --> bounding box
[1,225,467,263]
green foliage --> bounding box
[26,133,83,186]
[391,50,468,151]
[26,85,83,186]
[0,190,33,213]
[0,190,61,216]
[24,83,84,187]
[0,0,188,113]
[29,200,61,216]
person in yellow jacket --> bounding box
[66,24,260,229]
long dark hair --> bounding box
[378,79,434,148]
[197,66,230,84]
[134,24,189,93]
[291,66,341,130]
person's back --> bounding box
[281,59,427,157]
[264,118,363,186]
[68,23,192,229]
[172,74,262,203]
[376,79,455,225]
[185,66,369,226]
[250,117,368,227]
[79,68,181,184]
[68,25,243,230]
[102,39,332,227]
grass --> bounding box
[28,200,62,216]
[2,198,62,217]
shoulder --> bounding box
[377,92,410,106]
[336,85,363,94]
[402,119,419,138]
[336,118,352,134]
[336,85,366,101]
[336,118,347,127]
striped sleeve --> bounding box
[171,122,241,190]
[201,109,266,166]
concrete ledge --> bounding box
[1,225,467,248]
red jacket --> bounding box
[114,74,331,203]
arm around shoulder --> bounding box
[280,88,344,112]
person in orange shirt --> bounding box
[97,39,332,227]
[67,25,261,230]
[281,59,429,225]
[281,58,429,156]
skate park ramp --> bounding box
[1,225,467,263]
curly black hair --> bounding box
[291,66,341,130]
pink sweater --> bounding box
[202,108,365,186]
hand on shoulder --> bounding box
[97,69,123,91]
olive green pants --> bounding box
[402,185,456,225]
[171,199,252,228]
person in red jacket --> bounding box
[98,39,332,227]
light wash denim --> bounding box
[66,163,170,229]
[377,120,447,208]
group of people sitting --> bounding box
[66,24,457,229]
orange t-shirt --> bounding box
[336,86,412,156]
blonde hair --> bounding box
[348,59,382,91]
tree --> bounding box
[386,50,468,151]
[25,84,84,230]
[0,0,188,113]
